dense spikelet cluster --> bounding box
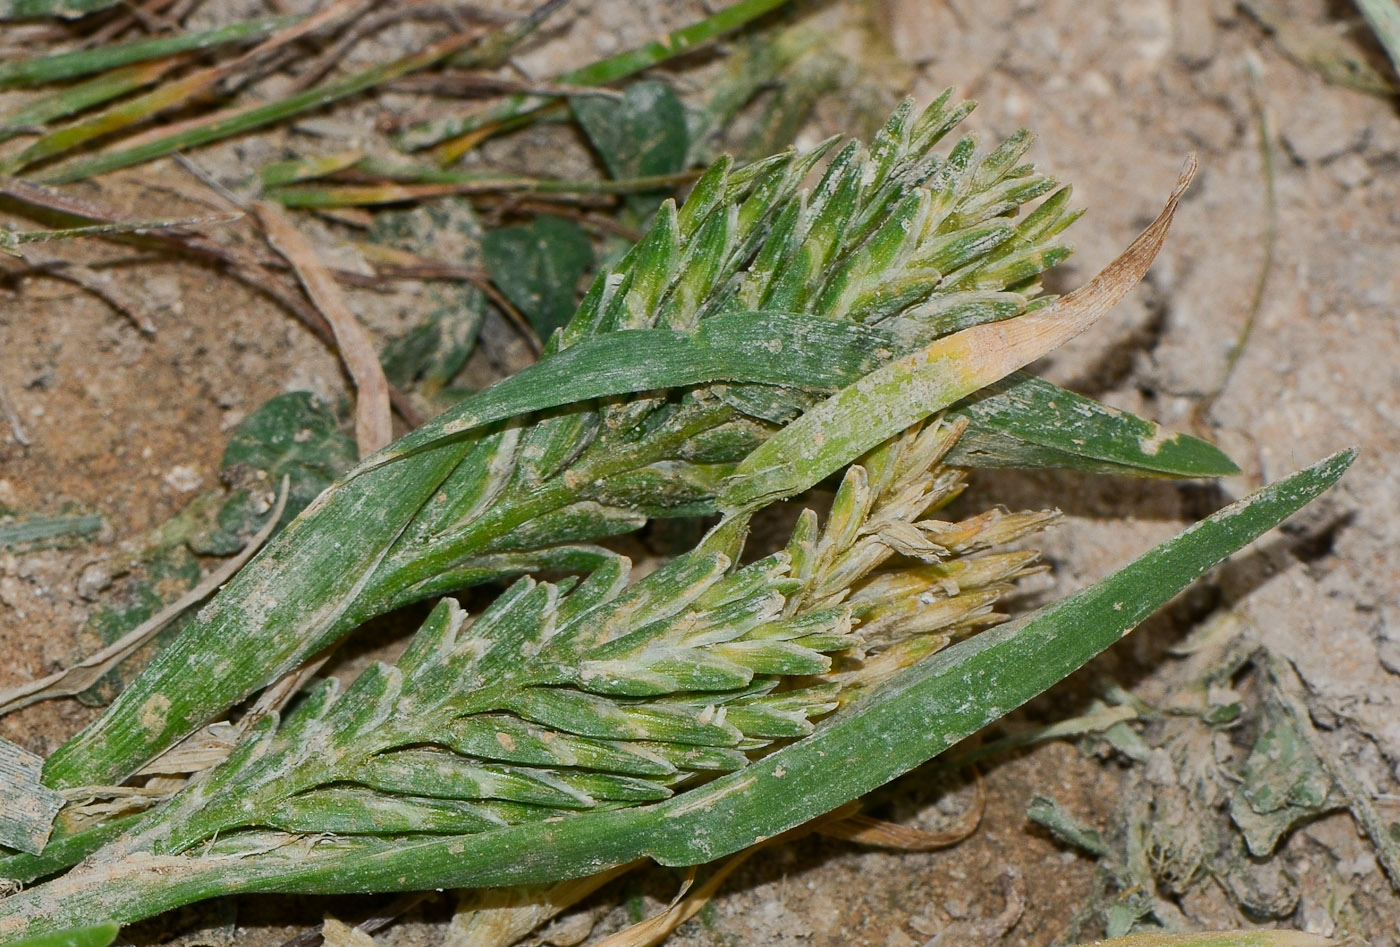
[363,93,1076,608]
[560,92,1074,341]
[91,420,1051,859]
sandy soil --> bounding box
[2,0,1398,944]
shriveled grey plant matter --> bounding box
[37,93,1227,801]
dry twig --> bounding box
[7,246,158,334]
[0,368,29,447]
[0,177,424,427]
[255,202,392,456]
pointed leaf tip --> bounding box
[946,370,1241,479]
[1000,153,1196,357]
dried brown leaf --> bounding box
[948,155,1197,395]
[819,773,985,850]
[255,203,392,456]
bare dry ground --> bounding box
[2,1,1398,944]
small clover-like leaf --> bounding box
[220,391,357,527]
[572,81,690,182]
[374,198,487,396]
[483,216,594,338]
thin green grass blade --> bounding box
[0,0,119,19]
[945,371,1240,478]
[0,216,234,257]
[396,0,796,152]
[25,39,472,181]
[0,15,298,88]
[28,7,548,183]
[258,151,364,188]
[0,512,101,548]
[333,157,699,190]
[0,59,184,144]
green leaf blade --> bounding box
[364,310,898,468]
[946,371,1241,478]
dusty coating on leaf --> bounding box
[139,694,172,735]
[1137,426,1182,457]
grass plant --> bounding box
[0,4,1359,945]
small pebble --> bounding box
[76,561,111,601]
[1327,152,1371,190]
[164,464,203,493]
[1377,640,1400,676]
